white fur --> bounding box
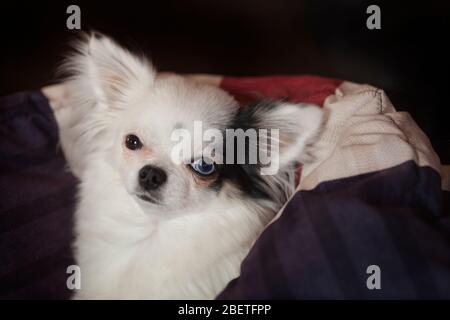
[74,157,276,299]
[60,33,323,299]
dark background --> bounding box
[1,0,449,162]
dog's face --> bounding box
[67,33,324,216]
[113,76,240,212]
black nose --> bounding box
[138,165,167,190]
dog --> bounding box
[59,33,324,299]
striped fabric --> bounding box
[0,75,449,299]
[0,91,76,299]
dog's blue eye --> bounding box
[190,158,216,176]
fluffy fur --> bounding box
[59,33,324,299]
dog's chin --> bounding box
[137,194,157,204]
[135,193,162,206]
[133,193,189,219]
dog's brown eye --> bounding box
[125,134,143,150]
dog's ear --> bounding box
[64,32,156,108]
[235,101,324,169]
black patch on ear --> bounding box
[232,100,280,131]
[210,101,281,200]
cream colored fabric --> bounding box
[299,81,442,191]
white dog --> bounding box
[59,33,324,299]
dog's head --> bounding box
[65,33,324,216]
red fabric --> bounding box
[220,75,342,106]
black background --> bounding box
[0,0,449,161]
